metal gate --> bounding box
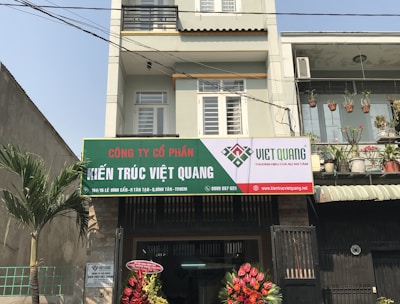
[271,226,322,304]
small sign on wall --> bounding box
[85,262,114,287]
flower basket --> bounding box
[219,262,282,304]
[120,271,168,304]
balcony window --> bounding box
[197,0,240,13]
[122,5,178,31]
[198,80,247,136]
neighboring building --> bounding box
[281,32,400,303]
[0,62,86,304]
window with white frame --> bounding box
[198,79,247,136]
[135,92,167,135]
[198,0,239,13]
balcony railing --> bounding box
[122,5,178,31]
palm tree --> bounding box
[0,143,89,304]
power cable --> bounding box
[10,0,339,133]
[3,3,400,17]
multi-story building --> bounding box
[83,1,400,303]
[281,32,400,303]
[84,1,322,304]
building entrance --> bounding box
[134,239,260,304]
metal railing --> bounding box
[0,266,73,296]
[122,5,178,31]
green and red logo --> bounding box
[222,143,253,167]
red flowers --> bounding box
[219,262,282,304]
[120,271,150,304]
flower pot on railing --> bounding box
[337,161,350,172]
[383,160,400,172]
[324,159,335,173]
[349,157,366,173]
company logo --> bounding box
[222,144,253,167]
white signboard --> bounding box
[85,262,114,287]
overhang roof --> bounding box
[314,185,400,203]
[280,31,400,74]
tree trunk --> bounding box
[30,232,40,304]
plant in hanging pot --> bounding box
[343,88,356,113]
[380,144,400,172]
[360,90,371,113]
[305,89,317,107]
[327,100,337,111]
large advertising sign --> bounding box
[81,137,313,196]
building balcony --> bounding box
[122,5,178,31]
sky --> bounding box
[1,1,400,157]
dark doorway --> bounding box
[135,239,260,304]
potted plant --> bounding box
[374,115,388,139]
[360,145,381,171]
[305,89,317,107]
[380,144,400,172]
[360,90,371,113]
[376,297,394,304]
[319,145,334,173]
[387,119,398,137]
[327,100,337,111]
[326,144,351,172]
[392,99,400,120]
[343,88,356,112]
[374,115,387,130]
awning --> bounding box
[314,185,400,203]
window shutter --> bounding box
[200,0,214,12]
[203,97,219,135]
[221,0,235,12]
[138,108,154,134]
[226,97,242,134]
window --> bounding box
[135,92,167,135]
[198,0,239,13]
[302,98,392,143]
[198,79,247,136]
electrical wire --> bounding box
[12,0,392,134]
[3,2,400,17]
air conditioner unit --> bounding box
[296,57,311,79]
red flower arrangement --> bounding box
[120,270,150,304]
[120,270,169,304]
[219,262,282,304]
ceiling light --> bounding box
[353,54,367,63]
